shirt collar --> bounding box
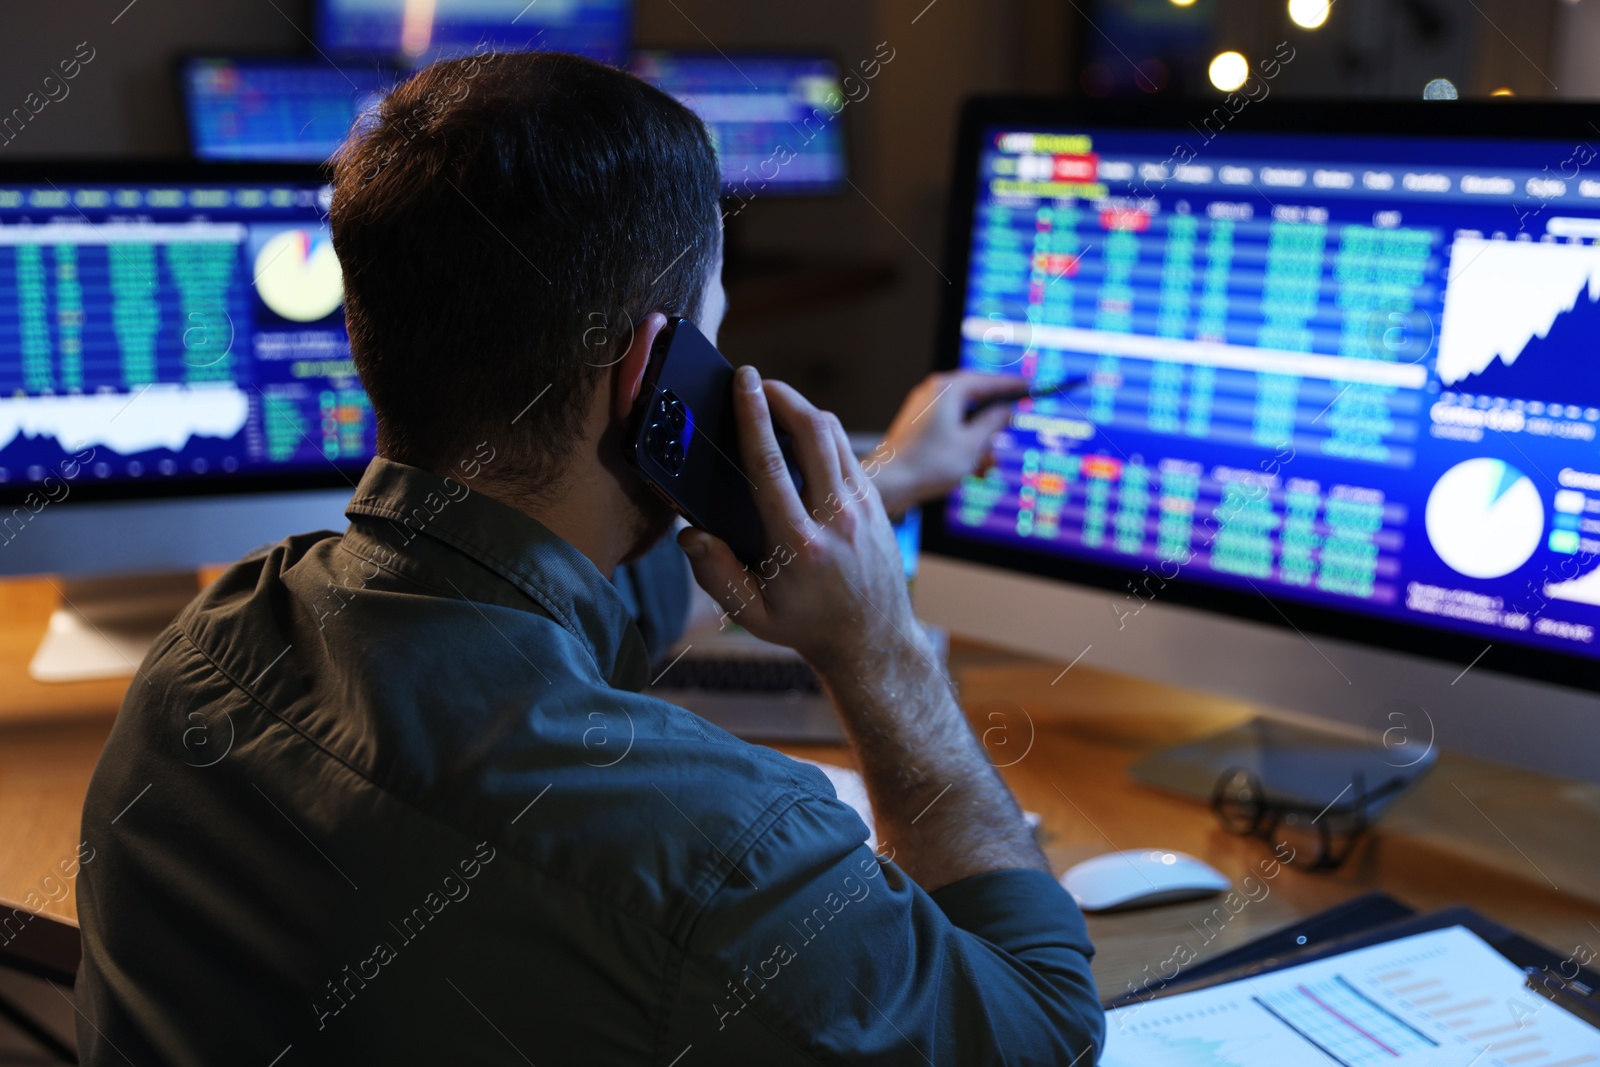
[343,457,650,689]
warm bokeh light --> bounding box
[1209,51,1250,92]
[1170,0,1198,7]
[1491,86,1515,97]
[399,0,437,58]
[1288,0,1331,29]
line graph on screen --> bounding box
[1437,237,1600,406]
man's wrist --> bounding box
[868,457,919,517]
[808,618,940,699]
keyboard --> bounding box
[650,655,821,694]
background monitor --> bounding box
[915,98,1600,783]
[0,163,371,679]
[316,0,633,66]
[179,56,400,163]
[631,51,848,196]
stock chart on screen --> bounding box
[0,176,374,494]
[948,124,1600,661]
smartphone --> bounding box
[623,317,801,566]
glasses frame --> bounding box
[1210,766,1407,872]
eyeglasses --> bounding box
[1210,766,1406,872]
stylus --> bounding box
[965,375,1090,419]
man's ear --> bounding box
[612,312,670,422]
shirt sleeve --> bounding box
[611,532,691,663]
[666,793,1105,1066]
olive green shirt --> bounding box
[76,457,1102,1065]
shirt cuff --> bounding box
[929,867,1096,958]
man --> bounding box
[76,52,1104,1065]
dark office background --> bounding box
[0,0,1581,432]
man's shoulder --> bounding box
[120,532,860,930]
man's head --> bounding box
[331,51,723,533]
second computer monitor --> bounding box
[316,0,634,66]
[180,57,400,163]
[0,163,373,520]
[632,51,848,196]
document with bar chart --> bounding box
[1103,926,1600,1067]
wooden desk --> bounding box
[3,574,1599,998]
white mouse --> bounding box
[1061,848,1231,913]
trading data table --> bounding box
[946,126,1600,660]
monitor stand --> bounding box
[29,572,202,683]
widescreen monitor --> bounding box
[179,56,400,163]
[631,51,847,196]
[917,98,1600,781]
[0,163,372,678]
[316,0,632,66]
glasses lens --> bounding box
[1269,811,1328,869]
[1212,768,1264,835]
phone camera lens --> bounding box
[659,391,687,433]
[645,420,684,475]
[663,440,685,474]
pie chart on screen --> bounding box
[1424,458,1544,579]
[253,228,343,322]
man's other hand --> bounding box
[871,371,1028,514]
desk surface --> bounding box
[3,574,1598,996]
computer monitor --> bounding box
[179,56,401,163]
[631,51,848,196]
[316,0,633,66]
[915,98,1600,783]
[0,163,371,680]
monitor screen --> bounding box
[317,0,632,66]
[0,166,374,504]
[631,51,847,195]
[180,57,399,163]
[928,102,1600,686]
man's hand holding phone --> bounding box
[676,365,925,676]
[677,365,1047,894]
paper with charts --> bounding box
[1103,925,1600,1067]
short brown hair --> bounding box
[331,51,721,491]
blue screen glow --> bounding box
[181,58,399,163]
[317,0,632,66]
[0,178,374,496]
[948,124,1600,662]
[631,51,847,195]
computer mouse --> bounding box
[1061,848,1231,913]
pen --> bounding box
[965,375,1091,419]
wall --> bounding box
[0,0,308,157]
[1554,0,1600,99]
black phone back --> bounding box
[624,318,798,566]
